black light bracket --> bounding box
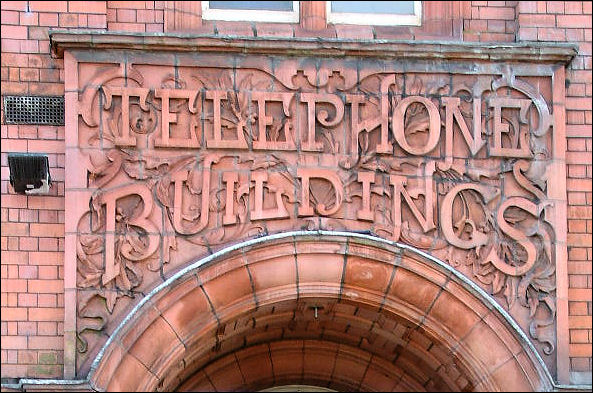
[7,153,52,195]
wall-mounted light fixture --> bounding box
[8,153,52,195]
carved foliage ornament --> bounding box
[74,64,557,358]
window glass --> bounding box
[330,1,415,15]
[209,1,294,12]
[202,1,299,23]
[327,1,421,26]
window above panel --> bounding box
[327,1,422,26]
[202,1,300,23]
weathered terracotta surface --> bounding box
[88,234,551,392]
[56,36,569,388]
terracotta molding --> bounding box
[300,1,326,30]
[0,380,92,392]
[85,230,555,391]
[49,30,578,64]
[164,1,202,33]
[62,49,78,381]
[551,66,570,385]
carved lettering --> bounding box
[93,82,547,161]
[357,171,375,221]
[346,94,378,155]
[297,168,344,216]
[205,90,249,149]
[223,172,238,225]
[251,171,290,221]
[252,92,296,151]
[102,86,150,147]
[489,97,532,158]
[392,96,441,156]
[389,162,436,242]
[378,75,397,154]
[346,75,396,155]
[442,96,486,160]
[484,197,546,276]
[300,93,344,152]
[169,156,218,234]
[440,183,493,249]
[77,64,559,356]
[154,89,200,148]
[92,184,159,285]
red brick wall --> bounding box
[107,1,164,33]
[514,0,593,378]
[1,0,591,382]
[463,1,518,42]
[2,0,70,377]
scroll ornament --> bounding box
[75,68,557,355]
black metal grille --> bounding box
[3,95,64,125]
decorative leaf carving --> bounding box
[76,66,559,359]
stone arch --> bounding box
[87,231,554,391]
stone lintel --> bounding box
[49,30,578,64]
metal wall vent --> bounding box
[3,95,64,125]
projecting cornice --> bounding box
[49,30,578,65]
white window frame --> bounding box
[202,1,300,23]
[327,1,422,26]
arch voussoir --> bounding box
[88,231,554,392]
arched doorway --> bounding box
[87,231,554,391]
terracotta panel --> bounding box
[152,275,199,313]
[177,369,216,392]
[393,356,430,388]
[241,242,296,265]
[399,253,450,288]
[428,291,482,340]
[236,346,274,386]
[47,25,576,388]
[347,241,399,264]
[444,279,491,320]
[107,353,157,392]
[333,346,372,386]
[118,303,162,351]
[248,256,297,292]
[245,327,284,347]
[303,341,338,380]
[490,356,533,392]
[204,354,245,391]
[196,254,246,285]
[515,350,547,391]
[297,253,344,285]
[482,312,524,357]
[92,343,125,391]
[388,268,442,317]
[160,286,217,343]
[362,357,401,391]
[269,341,304,379]
[128,316,183,371]
[201,266,255,310]
[344,256,393,294]
[461,320,514,374]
